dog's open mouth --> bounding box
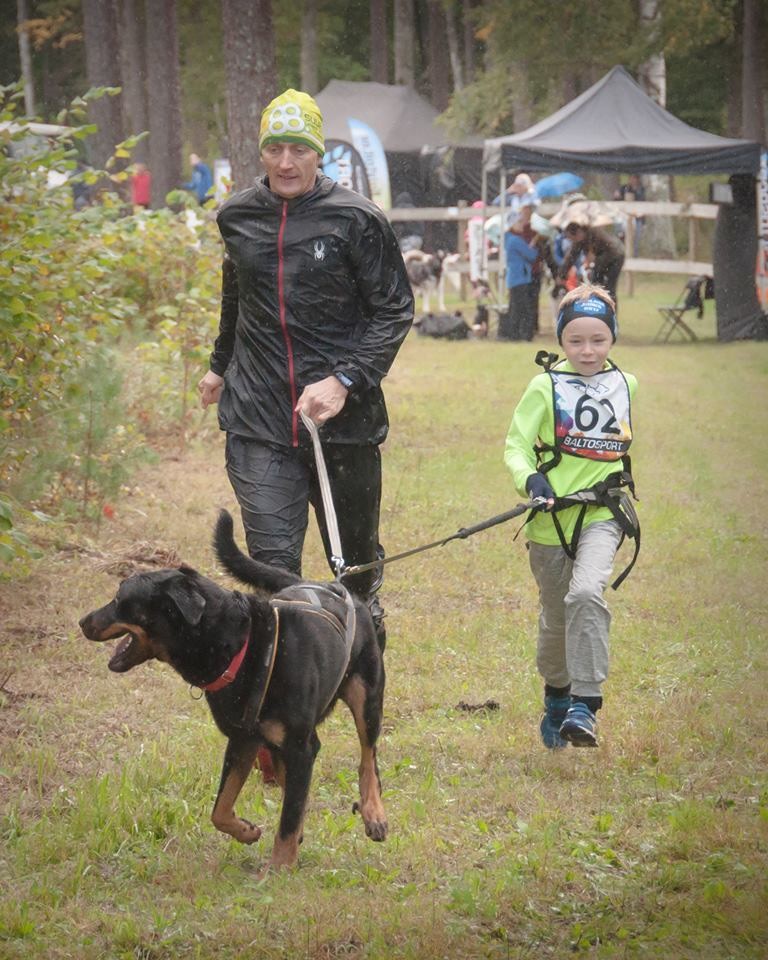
[107,631,152,672]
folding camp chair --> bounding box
[654,275,713,343]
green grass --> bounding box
[1,279,767,958]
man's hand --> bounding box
[198,370,224,408]
[296,376,348,425]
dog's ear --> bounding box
[164,574,206,626]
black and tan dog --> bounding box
[79,510,388,871]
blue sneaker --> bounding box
[540,695,571,749]
[559,702,598,747]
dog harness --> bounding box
[271,583,357,715]
[237,581,357,728]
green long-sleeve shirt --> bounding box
[504,361,638,546]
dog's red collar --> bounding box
[199,633,249,693]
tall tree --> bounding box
[221,0,276,190]
[638,0,676,257]
[145,0,182,206]
[119,0,149,163]
[741,0,766,143]
[444,1,464,93]
[393,0,415,87]
[16,0,35,116]
[370,0,388,83]
[300,0,318,94]
[462,0,477,86]
[426,0,450,109]
[81,0,124,166]
[637,0,666,104]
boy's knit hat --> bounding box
[556,295,617,343]
[259,89,325,157]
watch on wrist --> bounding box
[334,371,355,391]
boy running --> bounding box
[504,283,639,748]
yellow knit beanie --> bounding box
[259,89,325,157]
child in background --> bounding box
[504,283,638,748]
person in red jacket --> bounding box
[130,162,151,208]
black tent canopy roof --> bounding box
[483,66,761,175]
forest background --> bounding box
[1,0,766,195]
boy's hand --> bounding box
[526,473,555,511]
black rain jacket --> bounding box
[210,174,414,447]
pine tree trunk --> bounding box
[300,0,319,95]
[427,0,450,109]
[16,0,35,116]
[637,0,676,258]
[221,0,277,190]
[741,0,766,143]
[723,3,743,137]
[462,0,476,85]
[145,0,182,207]
[82,0,124,167]
[444,2,463,92]
[370,0,388,83]
[120,0,149,164]
[394,0,415,87]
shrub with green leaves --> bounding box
[0,83,222,552]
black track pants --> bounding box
[225,435,384,602]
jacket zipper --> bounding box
[277,200,299,446]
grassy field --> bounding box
[1,277,767,958]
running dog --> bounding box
[79,510,388,873]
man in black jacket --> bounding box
[198,89,413,647]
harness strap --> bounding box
[526,467,641,590]
[270,582,357,715]
[240,612,280,727]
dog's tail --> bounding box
[214,510,301,592]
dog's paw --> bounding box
[353,802,388,842]
[365,818,388,842]
[236,819,263,844]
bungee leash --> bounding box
[341,499,546,577]
[300,410,543,579]
[300,411,346,577]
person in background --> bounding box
[500,205,539,341]
[197,89,413,780]
[130,162,151,208]
[558,216,625,309]
[70,159,91,210]
[184,152,213,204]
[494,172,540,229]
[392,191,425,253]
[613,174,646,256]
[504,283,638,749]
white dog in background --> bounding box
[403,249,461,314]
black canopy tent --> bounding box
[482,66,764,340]
[315,80,483,207]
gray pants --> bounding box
[528,520,622,698]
